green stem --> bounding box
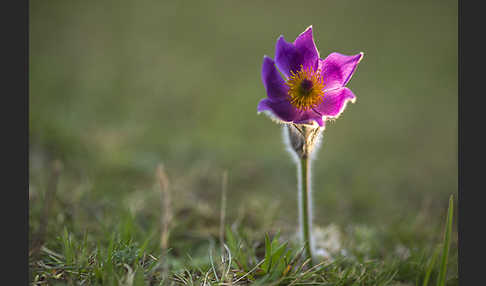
[299,156,313,265]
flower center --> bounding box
[285,65,325,111]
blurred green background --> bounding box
[29,0,457,247]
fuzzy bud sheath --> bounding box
[285,123,323,160]
[284,123,324,265]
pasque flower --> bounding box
[257,26,363,127]
[257,26,363,265]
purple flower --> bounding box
[257,26,363,127]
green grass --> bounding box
[29,176,457,285]
[30,217,457,285]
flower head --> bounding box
[257,26,363,127]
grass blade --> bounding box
[436,194,454,286]
[422,246,440,286]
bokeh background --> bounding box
[29,0,457,266]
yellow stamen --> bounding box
[285,65,325,111]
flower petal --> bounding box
[294,111,324,126]
[275,36,301,78]
[318,52,363,90]
[293,26,319,69]
[257,98,299,122]
[261,56,288,100]
[315,87,356,118]
[275,27,319,78]
[258,98,324,126]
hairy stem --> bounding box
[299,155,313,265]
